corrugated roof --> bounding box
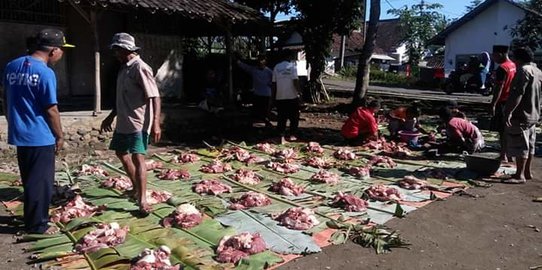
[62,0,265,23]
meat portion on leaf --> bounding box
[348,166,371,178]
[162,204,203,229]
[146,190,172,205]
[232,169,261,185]
[331,192,368,212]
[254,143,276,154]
[216,232,267,263]
[130,246,180,270]
[275,207,320,230]
[77,164,109,177]
[193,180,233,195]
[101,176,133,191]
[364,185,403,202]
[157,169,191,180]
[266,162,300,174]
[311,170,340,185]
[74,222,129,253]
[50,195,106,223]
[229,192,272,210]
[269,178,305,196]
[220,146,252,162]
[274,148,298,160]
[334,148,356,160]
[398,175,428,190]
[173,152,200,163]
[304,141,325,154]
[200,160,232,173]
[369,155,397,168]
[305,156,332,168]
[145,160,164,171]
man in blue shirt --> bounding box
[2,29,74,234]
[237,55,273,127]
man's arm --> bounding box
[1,86,7,121]
[490,67,506,113]
[236,60,253,74]
[45,104,63,153]
[151,96,161,143]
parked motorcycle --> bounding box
[443,67,493,96]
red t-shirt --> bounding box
[341,107,378,139]
[447,118,478,141]
[496,59,517,103]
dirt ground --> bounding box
[0,96,541,270]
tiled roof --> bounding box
[62,0,265,23]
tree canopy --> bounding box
[512,0,542,51]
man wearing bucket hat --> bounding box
[100,33,161,215]
[2,28,74,234]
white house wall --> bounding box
[444,0,525,75]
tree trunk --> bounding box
[353,0,381,105]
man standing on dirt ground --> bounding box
[2,29,74,234]
[100,33,161,215]
[502,47,541,184]
[237,55,273,128]
[272,50,301,143]
[489,45,516,163]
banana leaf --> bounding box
[216,210,321,254]
[236,251,283,270]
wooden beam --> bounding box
[90,10,101,115]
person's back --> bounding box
[497,59,517,103]
[341,107,377,139]
[509,63,542,125]
[447,117,478,141]
[273,60,298,100]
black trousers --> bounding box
[17,145,55,233]
[275,98,300,136]
[252,95,271,122]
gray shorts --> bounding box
[506,124,536,158]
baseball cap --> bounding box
[110,33,140,52]
[36,28,75,48]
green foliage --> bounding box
[234,0,293,21]
[388,2,449,66]
[465,0,483,13]
[512,0,542,51]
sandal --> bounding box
[501,178,526,184]
[43,225,60,235]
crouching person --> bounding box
[341,99,380,145]
[438,107,484,153]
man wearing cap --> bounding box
[502,47,541,184]
[2,28,74,234]
[490,45,517,162]
[100,33,161,214]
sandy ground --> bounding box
[0,96,541,270]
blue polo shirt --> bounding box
[3,56,57,146]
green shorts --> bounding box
[109,132,149,154]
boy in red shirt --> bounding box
[341,99,381,145]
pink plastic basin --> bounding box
[398,131,421,144]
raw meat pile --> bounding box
[193,180,232,195]
[146,190,172,205]
[157,169,191,180]
[221,146,251,162]
[229,192,272,210]
[50,195,106,223]
[269,178,305,196]
[398,175,428,190]
[304,142,324,154]
[78,164,109,177]
[101,177,133,191]
[216,232,267,263]
[275,207,320,230]
[305,156,331,168]
[200,160,232,173]
[368,155,397,168]
[244,154,265,164]
[334,148,356,160]
[232,169,261,185]
[266,162,300,174]
[311,170,340,185]
[130,246,180,270]
[362,137,388,150]
[363,138,412,158]
[173,152,200,163]
[348,166,371,178]
[331,192,369,212]
[162,204,203,229]
[145,160,164,171]
[254,143,276,154]
[274,148,298,160]
[364,185,403,202]
[74,222,129,253]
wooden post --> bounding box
[339,35,346,70]
[91,10,101,116]
[225,30,234,102]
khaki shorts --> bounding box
[506,124,536,158]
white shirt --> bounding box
[272,61,299,100]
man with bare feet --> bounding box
[101,33,161,213]
[503,47,541,184]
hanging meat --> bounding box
[193,180,233,195]
[232,169,261,185]
[266,162,300,174]
[200,160,232,173]
[173,152,200,163]
[348,166,371,178]
[398,175,428,190]
[216,232,267,263]
[229,192,272,210]
[334,148,356,160]
[331,192,369,212]
[369,155,397,168]
[304,142,325,154]
[130,246,180,270]
[74,222,129,253]
[274,148,298,161]
[146,190,172,205]
[254,143,276,154]
[50,195,106,223]
[275,207,320,230]
[145,160,164,171]
[269,178,305,196]
[157,169,191,180]
[77,164,109,177]
[162,204,203,229]
[305,156,332,169]
[101,176,133,192]
[364,185,403,202]
[311,170,340,185]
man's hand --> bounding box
[101,116,114,132]
[490,105,496,116]
[55,137,64,154]
[152,124,161,143]
[505,114,512,128]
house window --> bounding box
[0,0,65,25]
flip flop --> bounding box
[533,197,542,203]
[43,225,60,235]
[501,178,526,184]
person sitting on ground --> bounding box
[438,107,485,153]
[341,99,381,145]
[387,105,428,139]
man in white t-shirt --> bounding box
[272,50,301,142]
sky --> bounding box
[275,0,476,21]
